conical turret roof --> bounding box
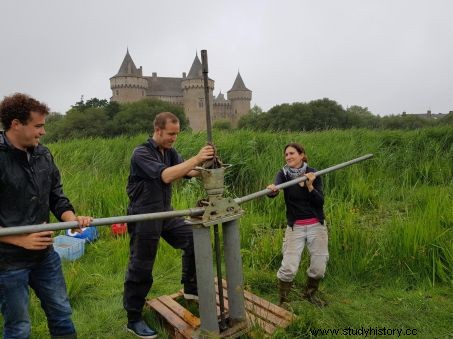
[228,72,250,92]
[114,49,140,76]
[187,53,202,79]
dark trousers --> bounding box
[123,217,196,322]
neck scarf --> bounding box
[283,162,308,180]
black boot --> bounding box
[279,279,293,305]
[304,277,328,307]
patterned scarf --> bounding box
[283,162,308,180]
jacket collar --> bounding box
[0,131,45,156]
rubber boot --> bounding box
[279,279,293,305]
[303,277,328,307]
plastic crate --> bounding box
[53,235,85,261]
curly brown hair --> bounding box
[0,93,49,130]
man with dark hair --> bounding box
[124,111,214,338]
[0,93,92,338]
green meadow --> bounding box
[2,127,452,338]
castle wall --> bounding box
[148,95,184,106]
[213,103,231,121]
[227,91,252,127]
[182,79,214,132]
[110,76,147,102]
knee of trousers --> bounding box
[277,265,298,282]
[307,255,329,279]
[3,320,31,339]
[126,261,154,282]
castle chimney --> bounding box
[152,72,157,78]
[427,110,432,117]
[182,72,186,78]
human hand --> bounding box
[196,145,215,164]
[72,215,93,233]
[267,184,279,192]
[305,172,316,191]
[17,231,54,250]
[267,184,280,196]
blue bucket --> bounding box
[66,226,98,243]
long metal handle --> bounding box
[234,153,374,204]
[0,154,373,236]
[201,50,212,144]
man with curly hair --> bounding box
[0,93,92,338]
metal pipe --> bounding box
[0,154,373,237]
[234,153,373,205]
[192,227,219,334]
[201,50,212,144]
[214,224,228,331]
[0,208,204,237]
[222,218,246,323]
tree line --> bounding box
[41,97,452,141]
[43,98,187,142]
[238,98,453,131]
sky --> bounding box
[1,0,452,116]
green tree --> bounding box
[112,98,187,136]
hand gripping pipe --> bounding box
[0,154,373,237]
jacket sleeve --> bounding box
[48,154,75,221]
[267,170,284,198]
[308,172,324,207]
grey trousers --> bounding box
[277,222,329,282]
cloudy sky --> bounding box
[1,0,452,116]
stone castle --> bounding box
[110,50,252,131]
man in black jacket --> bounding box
[0,93,92,339]
[124,112,214,338]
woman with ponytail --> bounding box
[267,143,328,307]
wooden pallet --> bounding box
[146,280,294,338]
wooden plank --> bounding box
[147,298,194,339]
[149,283,294,338]
[243,289,293,323]
[219,279,293,323]
[216,284,289,327]
[246,312,276,335]
[158,295,200,329]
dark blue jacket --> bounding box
[126,139,184,215]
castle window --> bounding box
[116,90,119,96]
[198,98,204,108]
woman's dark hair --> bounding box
[0,93,49,130]
[284,142,308,162]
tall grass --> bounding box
[3,127,448,338]
[47,127,452,287]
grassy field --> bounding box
[2,127,452,338]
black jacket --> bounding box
[269,166,325,226]
[126,139,184,215]
[0,132,74,270]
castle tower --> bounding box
[227,72,252,127]
[181,53,214,131]
[110,49,148,103]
